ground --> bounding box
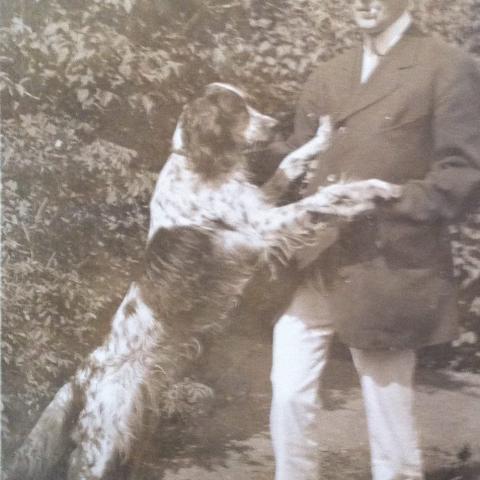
[127,329,480,480]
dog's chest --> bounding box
[197,179,266,226]
[181,179,270,259]
[149,155,269,236]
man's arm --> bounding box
[388,52,480,222]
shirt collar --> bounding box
[363,10,413,56]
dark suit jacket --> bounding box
[276,26,480,349]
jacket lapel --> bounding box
[334,27,423,125]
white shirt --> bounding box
[361,10,413,83]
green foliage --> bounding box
[1,0,480,451]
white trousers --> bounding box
[270,281,424,480]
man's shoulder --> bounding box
[415,32,477,72]
[304,29,478,86]
[306,47,358,83]
[420,34,465,57]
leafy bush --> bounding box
[1,0,479,452]
[1,112,155,445]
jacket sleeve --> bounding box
[388,52,480,222]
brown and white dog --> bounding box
[7,83,400,480]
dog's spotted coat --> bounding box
[9,83,400,480]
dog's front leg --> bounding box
[279,116,332,178]
[307,179,403,218]
[263,116,332,198]
[251,198,339,268]
[253,179,401,266]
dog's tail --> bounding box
[6,381,81,480]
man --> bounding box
[269,1,480,479]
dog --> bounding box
[7,82,401,480]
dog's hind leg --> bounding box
[66,337,196,480]
[66,284,191,480]
[6,381,80,480]
[67,363,155,480]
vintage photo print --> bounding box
[2,1,480,479]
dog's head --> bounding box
[175,83,278,179]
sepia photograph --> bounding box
[1,1,480,479]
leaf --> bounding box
[106,189,117,205]
[98,90,114,107]
[470,297,480,316]
[5,180,17,192]
[118,62,133,79]
[57,47,70,64]
[18,200,30,218]
[80,71,95,86]
[44,22,60,36]
[76,88,90,103]
[124,0,134,13]
[42,69,57,79]
[11,17,31,34]
[167,60,182,77]
[15,84,25,97]
[141,95,154,115]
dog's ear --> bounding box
[182,96,226,155]
[181,90,250,178]
[181,95,242,179]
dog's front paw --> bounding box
[361,179,403,201]
[279,116,332,181]
[307,179,404,220]
[280,153,309,180]
[319,179,402,204]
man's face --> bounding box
[351,0,410,34]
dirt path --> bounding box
[130,334,480,480]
